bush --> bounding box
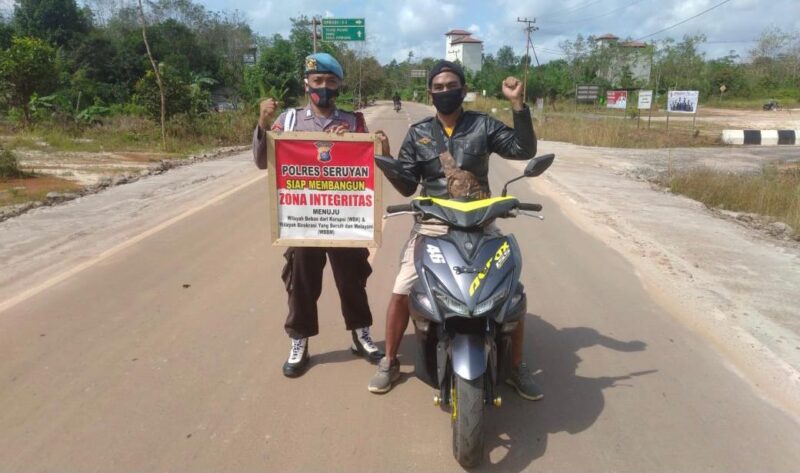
[166,109,253,149]
[0,146,26,179]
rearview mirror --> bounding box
[500,153,557,196]
[524,154,555,177]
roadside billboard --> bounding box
[667,90,699,113]
[576,85,600,103]
[638,90,653,110]
[606,90,628,109]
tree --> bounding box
[0,36,57,124]
[13,0,90,47]
[495,46,518,71]
[243,34,300,105]
[748,27,800,93]
[652,35,707,93]
[137,0,167,149]
[0,16,13,50]
[133,65,191,120]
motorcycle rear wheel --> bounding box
[452,374,485,467]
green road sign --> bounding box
[321,18,365,41]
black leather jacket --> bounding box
[389,106,536,198]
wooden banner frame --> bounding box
[266,131,383,248]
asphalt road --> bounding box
[1,102,799,472]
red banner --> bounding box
[274,138,376,241]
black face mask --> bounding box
[308,86,339,108]
[432,88,465,115]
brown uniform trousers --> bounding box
[281,247,373,338]
[253,105,374,338]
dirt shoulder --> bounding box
[0,145,248,222]
[518,141,800,417]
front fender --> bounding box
[452,334,488,381]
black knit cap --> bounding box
[427,60,465,88]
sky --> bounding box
[2,0,799,64]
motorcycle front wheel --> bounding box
[451,374,485,467]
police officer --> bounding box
[253,52,391,377]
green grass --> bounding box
[659,165,800,236]
[465,97,720,148]
[703,96,800,110]
[1,109,257,156]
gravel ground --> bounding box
[517,141,800,416]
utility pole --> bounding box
[516,17,538,105]
[312,17,319,53]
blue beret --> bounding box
[304,53,344,79]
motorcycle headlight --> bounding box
[414,291,433,312]
[433,288,470,315]
[474,282,509,315]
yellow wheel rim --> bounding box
[450,386,458,422]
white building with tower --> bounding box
[445,29,483,72]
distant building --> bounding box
[445,29,483,72]
[594,33,652,86]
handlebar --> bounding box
[386,204,413,214]
[518,203,542,212]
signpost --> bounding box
[409,69,428,104]
[666,90,700,131]
[321,18,366,41]
[575,85,600,111]
[606,90,628,110]
[637,90,653,128]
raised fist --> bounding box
[501,76,524,109]
[259,98,279,130]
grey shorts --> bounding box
[392,222,501,295]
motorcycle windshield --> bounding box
[411,197,519,228]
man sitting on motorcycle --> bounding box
[369,60,544,400]
[392,92,402,110]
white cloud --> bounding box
[63,0,798,65]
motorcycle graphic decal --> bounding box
[469,256,494,297]
[426,244,446,264]
[494,241,511,269]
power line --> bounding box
[538,0,605,20]
[636,0,733,40]
[705,39,757,44]
[550,0,650,25]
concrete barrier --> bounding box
[722,130,800,145]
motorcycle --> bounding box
[376,153,555,467]
[394,101,402,112]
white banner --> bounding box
[667,90,699,114]
[638,90,653,110]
